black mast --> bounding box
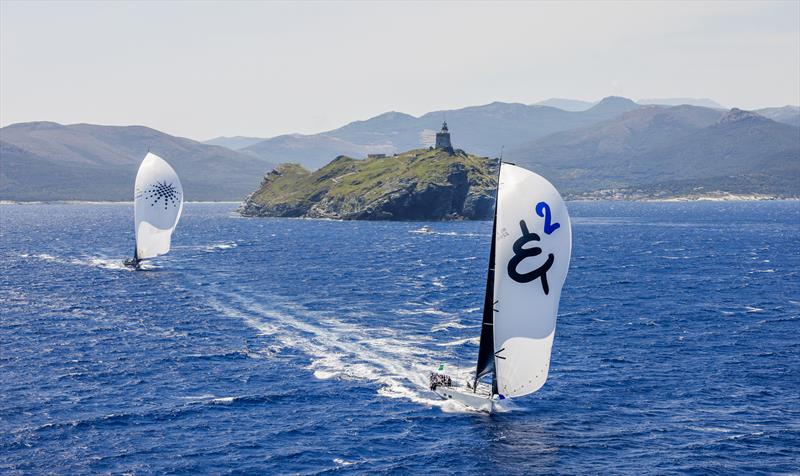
[125,243,141,269]
[473,210,497,388]
[474,152,502,392]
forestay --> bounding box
[492,163,572,398]
[133,153,183,260]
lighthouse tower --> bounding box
[435,121,453,152]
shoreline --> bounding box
[0,200,243,205]
[566,194,799,202]
[3,196,798,206]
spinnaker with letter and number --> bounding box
[429,161,572,411]
[124,152,184,269]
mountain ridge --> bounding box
[238,96,645,170]
[4,97,798,202]
[506,105,799,197]
[1,122,277,201]
[224,97,797,172]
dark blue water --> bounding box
[1,202,799,474]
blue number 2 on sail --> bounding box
[536,201,560,235]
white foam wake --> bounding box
[21,253,132,270]
[430,320,475,332]
[395,307,453,318]
[206,290,483,412]
[202,242,238,252]
[436,336,480,347]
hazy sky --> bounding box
[1,1,798,140]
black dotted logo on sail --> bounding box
[142,181,181,210]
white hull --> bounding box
[433,386,495,412]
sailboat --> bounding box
[430,161,572,412]
[123,152,184,269]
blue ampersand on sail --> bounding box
[507,219,555,294]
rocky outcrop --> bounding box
[239,148,497,221]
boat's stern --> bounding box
[430,372,495,412]
[433,386,494,412]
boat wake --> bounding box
[201,241,238,253]
[20,253,132,271]
[395,307,454,318]
[430,320,476,332]
[436,336,481,347]
[205,288,487,413]
[409,229,489,237]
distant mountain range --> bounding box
[532,98,596,111]
[506,106,800,197]
[203,135,265,151]
[529,97,725,112]
[1,96,798,201]
[230,96,643,170]
[205,98,797,174]
[755,106,800,128]
[0,122,276,201]
[637,97,724,109]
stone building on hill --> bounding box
[435,121,453,152]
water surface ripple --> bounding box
[1,202,798,474]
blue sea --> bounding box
[1,201,798,474]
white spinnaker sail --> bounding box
[133,153,183,260]
[493,163,572,398]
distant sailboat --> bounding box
[123,152,183,269]
[430,161,572,411]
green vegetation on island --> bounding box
[239,148,498,220]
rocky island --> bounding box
[239,147,498,220]
[240,122,498,220]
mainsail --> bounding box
[475,163,572,398]
[133,153,183,260]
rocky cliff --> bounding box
[239,148,498,220]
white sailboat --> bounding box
[123,152,184,269]
[430,161,572,412]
